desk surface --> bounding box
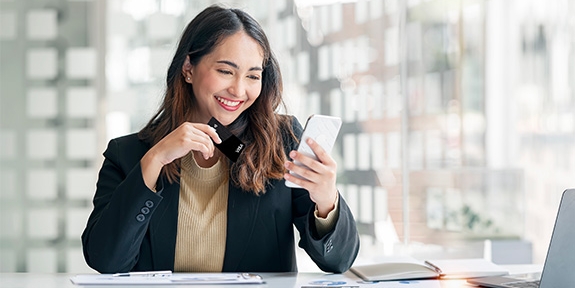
[0,265,542,288]
[0,272,475,288]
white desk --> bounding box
[0,272,462,288]
[0,265,542,288]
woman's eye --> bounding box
[218,69,232,75]
[248,75,261,81]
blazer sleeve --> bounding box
[288,117,360,273]
[81,135,163,273]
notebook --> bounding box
[350,258,507,281]
[467,188,575,288]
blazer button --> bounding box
[326,239,333,253]
[136,214,145,222]
[145,200,154,208]
[141,207,150,214]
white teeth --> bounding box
[216,96,240,107]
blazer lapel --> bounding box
[222,184,261,271]
[149,181,180,270]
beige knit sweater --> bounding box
[174,153,229,272]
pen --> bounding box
[301,286,358,288]
[112,270,172,277]
[424,261,443,275]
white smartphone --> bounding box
[285,114,342,188]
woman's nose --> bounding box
[227,78,245,97]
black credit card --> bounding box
[207,117,245,162]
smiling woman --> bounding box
[80,4,360,274]
[137,5,288,192]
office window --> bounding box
[357,133,371,170]
[355,0,369,24]
[27,88,58,118]
[331,4,343,33]
[317,45,330,81]
[343,134,357,171]
[385,27,399,66]
[330,88,343,118]
[371,133,385,170]
[26,49,58,80]
[1,0,98,273]
[370,82,384,119]
[356,86,369,121]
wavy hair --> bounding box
[138,5,295,194]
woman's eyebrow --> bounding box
[217,60,262,71]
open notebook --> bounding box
[350,258,508,282]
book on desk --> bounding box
[350,258,508,282]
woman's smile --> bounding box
[215,95,243,111]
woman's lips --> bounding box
[215,95,243,111]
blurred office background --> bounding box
[1,0,573,273]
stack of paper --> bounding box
[70,272,264,285]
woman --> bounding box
[81,4,359,274]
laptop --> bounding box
[467,188,575,287]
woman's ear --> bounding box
[182,55,193,84]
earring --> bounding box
[186,77,190,81]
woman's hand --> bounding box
[141,122,221,191]
[284,138,338,217]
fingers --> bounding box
[284,138,337,189]
[284,150,338,212]
[156,122,222,162]
[195,124,222,144]
[188,130,216,160]
[297,138,335,167]
[284,159,335,188]
[284,138,338,211]
[186,124,221,159]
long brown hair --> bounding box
[138,5,295,194]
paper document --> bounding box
[70,272,264,285]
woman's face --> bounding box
[185,31,264,126]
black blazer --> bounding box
[81,118,360,273]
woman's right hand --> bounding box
[140,122,222,191]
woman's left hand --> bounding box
[284,138,338,218]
